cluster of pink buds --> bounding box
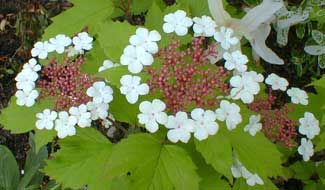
[37,56,94,110]
[146,37,230,113]
[249,89,297,148]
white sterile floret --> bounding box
[163,10,193,36]
[54,111,77,139]
[69,104,92,128]
[86,101,109,120]
[298,112,320,139]
[120,75,149,104]
[191,108,219,141]
[246,174,264,186]
[192,15,217,37]
[230,71,264,104]
[36,109,57,130]
[215,100,242,130]
[223,50,248,72]
[214,27,239,50]
[49,34,72,54]
[165,111,195,143]
[137,99,168,133]
[98,60,119,72]
[15,69,38,92]
[66,46,84,57]
[86,81,113,104]
[231,158,264,186]
[23,58,41,72]
[298,138,314,161]
[130,28,161,54]
[287,87,308,105]
[15,89,39,107]
[31,41,55,59]
[244,114,262,136]
[72,32,93,51]
[265,73,289,91]
[120,45,154,74]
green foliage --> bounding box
[229,128,284,178]
[106,133,200,190]
[0,134,56,190]
[42,0,114,40]
[0,97,55,134]
[176,0,210,17]
[195,127,233,180]
[96,21,136,62]
[44,128,113,190]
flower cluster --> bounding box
[248,90,297,148]
[147,37,230,113]
[15,58,40,107]
[231,157,264,186]
[37,57,94,110]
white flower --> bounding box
[231,158,264,186]
[223,50,248,72]
[36,109,57,130]
[66,46,84,57]
[86,81,113,104]
[244,115,262,136]
[15,89,39,107]
[98,60,119,72]
[49,34,72,54]
[298,138,314,161]
[298,112,320,139]
[137,99,168,133]
[287,87,308,105]
[15,68,38,92]
[214,27,239,50]
[120,75,149,104]
[215,100,242,130]
[163,10,193,36]
[54,111,77,139]
[165,112,195,143]
[246,174,264,186]
[265,73,289,91]
[86,101,109,120]
[192,16,217,37]
[31,41,55,59]
[230,71,264,104]
[72,32,93,51]
[69,104,92,128]
[191,108,219,141]
[130,28,161,54]
[120,45,154,74]
[23,58,41,72]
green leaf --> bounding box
[34,129,57,152]
[82,40,107,74]
[145,1,164,31]
[0,97,55,134]
[0,145,20,190]
[106,133,200,190]
[44,128,113,190]
[176,0,210,17]
[195,127,233,180]
[312,30,324,45]
[232,178,279,190]
[318,54,325,69]
[198,165,231,190]
[97,21,136,62]
[289,161,316,180]
[130,0,154,14]
[317,162,325,184]
[42,0,114,40]
[109,86,139,125]
[229,128,284,178]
